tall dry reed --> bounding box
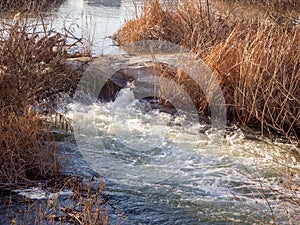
[0,106,58,186]
[0,0,64,12]
[206,23,300,140]
[0,12,86,186]
[116,1,300,223]
[115,0,300,142]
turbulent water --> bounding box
[66,87,300,224]
[7,0,295,224]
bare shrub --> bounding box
[0,13,87,186]
[0,0,65,12]
[0,106,59,185]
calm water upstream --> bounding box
[6,0,298,224]
[51,0,143,55]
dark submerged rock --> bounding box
[97,63,177,114]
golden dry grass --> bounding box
[0,13,86,186]
[0,6,112,225]
[0,106,59,186]
[215,0,300,20]
[0,0,64,12]
[115,0,300,142]
[115,1,300,223]
[206,23,300,139]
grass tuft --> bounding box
[0,12,87,186]
[115,0,300,142]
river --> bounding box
[57,0,300,224]
[65,86,299,224]
[51,0,143,55]
[4,0,300,224]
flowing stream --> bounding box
[54,1,299,224]
[3,0,299,224]
[65,86,299,224]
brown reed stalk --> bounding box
[115,0,300,142]
[0,0,65,12]
[0,106,59,185]
[206,22,300,140]
[0,12,87,187]
[44,176,114,225]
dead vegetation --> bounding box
[0,11,86,186]
[115,0,300,143]
[0,2,113,223]
[2,176,117,225]
[115,1,300,223]
[0,106,59,186]
[215,0,300,24]
[0,0,65,12]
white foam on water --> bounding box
[66,87,300,222]
[13,188,74,200]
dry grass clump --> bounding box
[0,107,59,186]
[0,15,82,107]
[115,0,235,56]
[4,176,116,224]
[115,0,300,142]
[0,0,64,12]
[41,176,114,225]
[206,23,300,140]
[153,63,209,114]
[0,14,86,186]
[215,0,300,23]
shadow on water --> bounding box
[84,0,121,8]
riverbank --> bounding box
[115,0,300,144]
[0,0,299,224]
[0,8,115,224]
[0,11,85,187]
[112,1,299,223]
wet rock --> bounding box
[98,63,156,101]
[93,57,177,114]
[67,54,212,119]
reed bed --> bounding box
[116,1,300,223]
[0,106,58,186]
[0,12,85,186]
[0,0,64,12]
[216,0,300,20]
[115,0,300,142]
[0,4,112,223]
